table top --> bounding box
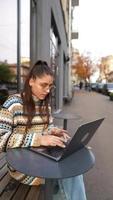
[53,113,81,120]
[6,147,95,179]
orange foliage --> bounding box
[72,54,95,81]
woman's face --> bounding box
[29,74,54,100]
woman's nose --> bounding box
[45,88,50,93]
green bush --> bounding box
[0,63,14,82]
[109,92,113,101]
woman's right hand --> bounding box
[39,135,66,148]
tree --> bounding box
[72,53,95,82]
[0,63,14,82]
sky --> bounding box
[0,0,30,63]
[72,0,113,61]
[0,0,113,64]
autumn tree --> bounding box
[72,53,95,82]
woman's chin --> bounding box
[39,95,46,100]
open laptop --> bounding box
[30,118,104,161]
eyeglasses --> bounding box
[39,83,56,91]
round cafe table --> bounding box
[53,112,81,130]
[6,147,95,200]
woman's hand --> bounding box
[39,135,66,148]
[49,127,71,143]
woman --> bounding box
[0,60,86,199]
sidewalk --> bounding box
[54,89,93,136]
[53,89,103,200]
[54,89,106,134]
[53,89,113,200]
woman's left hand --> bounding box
[50,127,71,142]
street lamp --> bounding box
[17,0,21,92]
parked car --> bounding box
[102,83,113,95]
[91,83,98,91]
[96,83,104,93]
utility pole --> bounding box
[17,0,21,92]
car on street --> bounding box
[91,83,98,91]
[102,82,113,95]
[96,83,104,93]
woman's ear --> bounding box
[29,78,34,86]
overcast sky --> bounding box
[72,0,113,60]
[0,0,30,63]
[1,0,113,64]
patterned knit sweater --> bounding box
[0,94,54,186]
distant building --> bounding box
[108,71,113,82]
[3,57,30,84]
[99,55,113,82]
[9,63,30,84]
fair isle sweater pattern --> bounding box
[0,94,54,185]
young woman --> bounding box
[0,60,87,199]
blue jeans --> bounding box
[57,175,87,200]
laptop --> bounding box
[30,118,104,161]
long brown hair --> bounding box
[21,60,54,132]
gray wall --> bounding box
[30,0,68,111]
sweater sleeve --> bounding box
[0,107,13,152]
[0,96,41,152]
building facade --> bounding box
[30,0,70,111]
[99,55,113,82]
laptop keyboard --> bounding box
[47,138,71,158]
[30,138,71,160]
[45,147,63,158]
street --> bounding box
[54,89,113,200]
